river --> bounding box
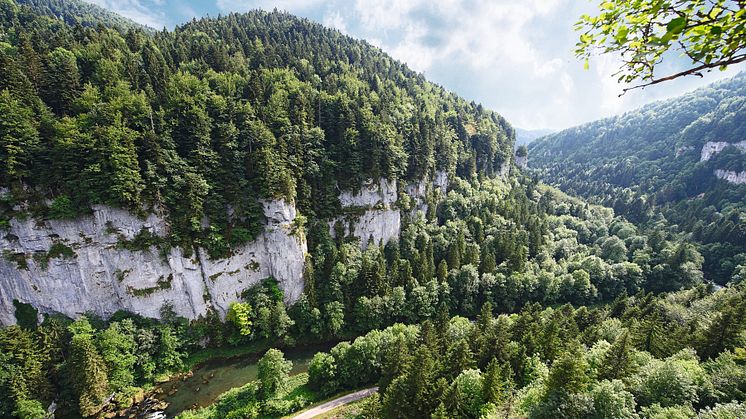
[136,344,332,418]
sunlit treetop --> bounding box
[576,0,746,94]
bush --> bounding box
[698,401,746,419]
[48,242,75,259]
[47,195,77,219]
[13,300,38,329]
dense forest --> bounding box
[0,0,512,256]
[528,74,746,286]
[183,285,746,418]
[1,172,719,417]
[1,0,744,418]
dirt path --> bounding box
[292,387,378,419]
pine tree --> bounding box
[379,334,411,393]
[699,297,746,359]
[545,342,588,396]
[447,339,475,378]
[435,303,451,350]
[303,255,317,307]
[446,241,462,271]
[68,334,109,417]
[479,246,496,274]
[482,358,512,406]
[598,330,635,380]
[43,47,80,115]
[437,259,449,282]
[0,91,39,185]
[632,313,670,358]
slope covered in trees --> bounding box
[1,172,714,417]
[0,1,743,418]
[180,284,746,418]
[0,0,512,255]
[15,0,152,31]
[528,73,746,284]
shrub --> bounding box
[48,242,75,259]
[47,195,77,219]
[13,300,38,329]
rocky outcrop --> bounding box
[714,169,746,185]
[675,145,694,157]
[403,178,428,214]
[330,172,449,249]
[329,178,400,249]
[0,200,305,325]
[515,155,528,169]
[700,140,746,161]
[434,170,449,194]
[498,162,510,177]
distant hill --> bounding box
[16,0,153,31]
[514,127,553,147]
[528,73,746,283]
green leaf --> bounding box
[615,26,629,42]
[666,17,687,35]
[584,59,590,70]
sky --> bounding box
[86,0,745,131]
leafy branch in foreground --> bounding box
[576,0,746,94]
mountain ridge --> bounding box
[528,72,746,283]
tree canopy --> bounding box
[576,0,746,93]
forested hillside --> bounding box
[14,0,152,31]
[0,1,744,418]
[529,74,746,284]
[0,0,512,255]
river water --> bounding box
[149,344,331,418]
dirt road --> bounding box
[292,387,378,419]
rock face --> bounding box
[0,200,305,325]
[330,178,400,249]
[1,169,456,324]
[403,178,428,214]
[675,145,694,157]
[700,140,746,161]
[434,171,449,194]
[498,162,510,177]
[714,169,746,185]
[330,172,449,249]
[515,155,528,169]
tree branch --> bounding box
[618,54,746,96]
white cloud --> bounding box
[215,0,325,13]
[348,0,567,77]
[89,0,746,129]
[323,10,348,34]
[85,0,167,28]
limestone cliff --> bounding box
[714,169,746,185]
[698,141,746,185]
[1,172,450,325]
[700,140,746,161]
[329,178,400,250]
[0,200,305,325]
[329,172,449,249]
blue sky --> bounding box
[86,0,745,130]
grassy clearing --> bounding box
[314,397,368,419]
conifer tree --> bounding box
[68,331,109,416]
[43,47,80,115]
[599,330,635,380]
[0,90,39,185]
